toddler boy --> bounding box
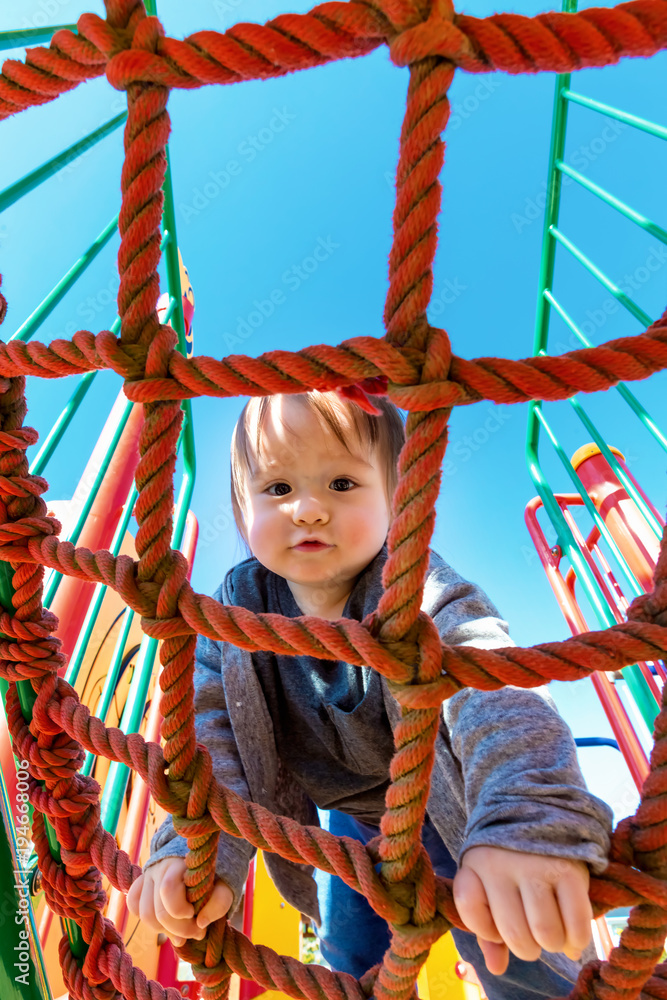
[128,390,612,998]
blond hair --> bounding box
[230,391,405,539]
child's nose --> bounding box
[293,495,329,524]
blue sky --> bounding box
[1,0,666,816]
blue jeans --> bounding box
[314,811,576,1000]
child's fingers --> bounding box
[453,865,503,945]
[153,869,204,942]
[556,871,593,959]
[476,937,510,976]
[197,880,234,929]
[126,873,144,917]
[159,862,195,922]
[138,875,168,935]
[485,880,542,964]
[520,879,566,955]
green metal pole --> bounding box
[555,161,667,244]
[99,636,158,833]
[0,25,77,51]
[543,290,667,452]
[11,216,119,344]
[42,397,134,608]
[161,142,198,540]
[526,0,659,734]
[549,226,653,326]
[561,89,667,141]
[533,404,645,599]
[29,373,98,477]
[530,8,575,359]
[80,608,137,778]
[0,115,127,213]
[64,485,139,688]
[525,426,659,729]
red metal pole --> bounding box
[49,390,144,665]
[524,497,649,790]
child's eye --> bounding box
[266,482,291,497]
[330,478,355,492]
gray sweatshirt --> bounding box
[146,547,612,970]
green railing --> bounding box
[526,0,667,733]
[0,26,77,51]
[0,10,197,986]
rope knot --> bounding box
[609,816,637,866]
[379,0,474,68]
[385,843,442,926]
[130,15,165,56]
[388,326,462,412]
[79,4,168,92]
[156,549,190,619]
[76,9,141,61]
[627,585,667,627]
[366,609,443,687]
[569,959,604,1000]
[94,331,147,380]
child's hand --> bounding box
[127,857,233,947]
[453,846,592,975]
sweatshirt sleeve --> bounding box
[144,585,256,912]
[426,555,613,873]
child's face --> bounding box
[242,397,392,607]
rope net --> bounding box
[0,1,666,999]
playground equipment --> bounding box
[0,1,666,1000]
[524,45,667,794]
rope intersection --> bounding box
[0,2,666,1000]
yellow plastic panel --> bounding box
[251,851,301,1000]
[418,932,483,1000]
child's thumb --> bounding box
[196,880,234,929]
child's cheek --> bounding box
[342,514,373,547]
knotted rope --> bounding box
[0,2,666,1000]
[1,0,667,119]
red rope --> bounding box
[1,0,666,120]
[0,2,666,1000]
[0,316,665,406]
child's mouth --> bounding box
[293,540,331,551]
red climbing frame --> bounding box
[0,2,667,1000]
